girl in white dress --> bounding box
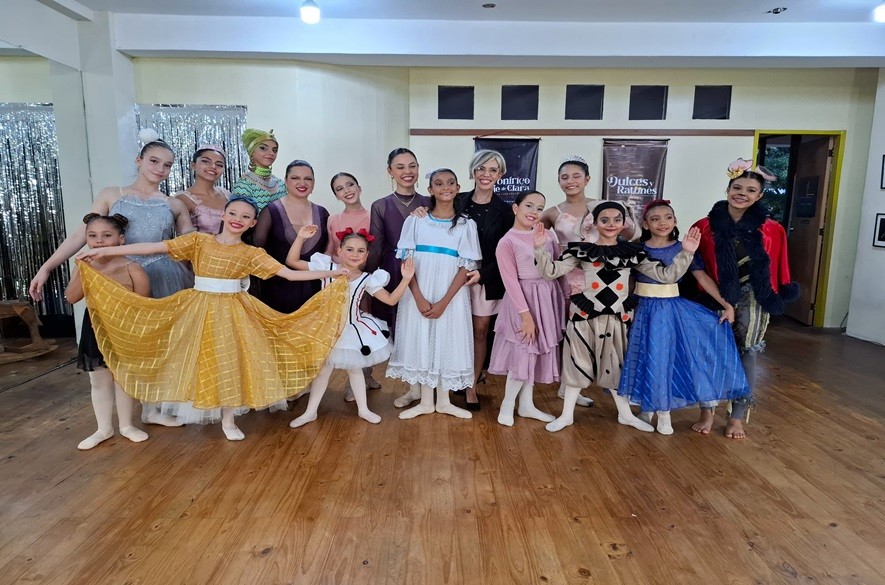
[386,168,482,420]
[287,227,415,426]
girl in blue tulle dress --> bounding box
[617,200,750,435]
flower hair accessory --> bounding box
[336,227,375,243]
[726,158,777,182]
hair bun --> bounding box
[82,212,101,224]
[112,213,130,229]
[138,128,162,144]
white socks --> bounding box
[558,383,594,407]
[639,410,674,435]
[291,365,381,428]
[78,369,148,450]
[393,383,421,408]
[499,376,553,426]
[611,392,654,432]
[399,384,472,420]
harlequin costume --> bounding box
[78,232,348,410]
[534,239,693,391]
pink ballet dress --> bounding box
[488,229,566,384]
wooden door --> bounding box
[785,136,833,325]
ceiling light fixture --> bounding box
[766,7,787,15]
[301,0,320,24]
[874,3,885,23]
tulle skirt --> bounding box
[618,296,750,412]
[488,279,565,384]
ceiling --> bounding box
[73,0,884,23]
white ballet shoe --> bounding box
[394,385,421,408]
[545,416,574,432]
[358,409,382,424]
[222,424,245,441]
[119,426,148,443]
[289,411,318,428]
[559,385,593,407]
[77,429,114,450]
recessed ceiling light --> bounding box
[766,7,787,15]
[874,3,885,23]
[482,3,496,8]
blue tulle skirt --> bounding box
[618,296,750,412]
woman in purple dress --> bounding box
[367,148,431,337]
[254,159,329,313]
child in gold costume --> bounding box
[75,197,349,441]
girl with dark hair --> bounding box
[386,169,481,419]
[617,200,749,435]
[367,148,431,408]
[65,213,151,450]
[175,145,230,235]
[533,201,701,433]
[29,129,194,427]
[488,191,565,427]
[690,159,798,439]
[542,154,638,408]
[254,159,330,312]
[75,197,349,442]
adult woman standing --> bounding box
[29,130,194,426]
[231,128,285,211]
[541,154,637,407]
[454,149,513,410]
[690,159,797,439]
[367,148,430,409]
[254,159,329,313]
[175,145,230,235]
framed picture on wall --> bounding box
[875,213,885,248]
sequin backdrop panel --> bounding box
[0,103,70,316]
[135,104,248,196]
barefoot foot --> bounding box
[692,410,715,434]
[119,426,148,443]
[77,429,114,450]
[545,416,574,433]
[725,418,746,439]
[358,409,382,424]
[617,414,655,433]
[289,411,318,428]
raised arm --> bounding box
[274,266,347,282]
[77,241,169,262]
[373,258,415,306]
[633,226,701,283]
[285,225,317,270]
[532,223,580,280]
[28,187,120,301]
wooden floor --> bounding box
[0,321,882,585]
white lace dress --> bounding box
[385,215,481,392]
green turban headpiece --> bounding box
[242,128,278,156]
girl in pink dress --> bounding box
[175,145,230,236]
[488,191,566,426]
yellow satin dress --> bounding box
[80,232,347,410]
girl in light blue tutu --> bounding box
[617,200,750,435]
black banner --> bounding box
[474,137,540,204]
[602,139,669,213]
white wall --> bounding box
[0,56,51,102]
[846,69,885,345]
[408,67,878,329]
[134,58,411,209]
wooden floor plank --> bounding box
[0,321,882,584]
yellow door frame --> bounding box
[753,129,846,328]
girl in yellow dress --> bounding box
[75,197,349,441]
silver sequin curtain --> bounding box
[135,104,248,195]
[0,103,70,316]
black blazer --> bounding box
[455,190,514,301]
